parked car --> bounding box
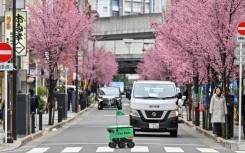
[64,85,83,94]
[97,87,122,110]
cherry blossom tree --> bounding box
[28,0,95,125]
[138,0,245,93]
[79,47,118,87]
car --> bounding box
[64,85,83,94]
[128,80,184,137]
[97,87,122,110]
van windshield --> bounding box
[133,83,176,99]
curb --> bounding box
[0,104,95,152]
[179,118,239,150]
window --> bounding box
[112,11,119,16]
[133,83,176,98]
[112,0,119,6]
[103,6,108,12]
[99,87,120,96]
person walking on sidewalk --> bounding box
[210,86,227,137]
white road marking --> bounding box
[40,142,206,147]
[61,147,82,152]
[164,147,184,152]
[131,146,149,152]
[235,152,245,153]
[197,148,219,152]
[96,147,114,152]
[26,147,49,153]
[123,103,129,105]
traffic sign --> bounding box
[234,60,245,65]
[0,42,13,63]
[236,35,245,43]
[234,47,245,58]
[0,63,13,71]
[238,22,245,35]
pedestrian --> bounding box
[210,86,227,137]
[53,88,60,110]
[0,95,4,123]
[1,98,5,130]
[67,88,73,111]
[242,95,245,139]
[53,88,59,100]
[29,89,39,113]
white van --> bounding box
[128,80,183,137]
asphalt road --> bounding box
[8,98,238,153]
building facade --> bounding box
[88,0,169,18]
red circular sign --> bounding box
[238,22,245,35]
[0,42,13,63]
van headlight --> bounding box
[168,110,179,118]
[130,109,140,117]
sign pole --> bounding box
[4,70,8,143]
[238,42,242,144]
[12,0,17,140]
[35,63,38,95]
[65,68,68,94]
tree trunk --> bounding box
[48,60,58,125]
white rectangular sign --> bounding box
[234,60,245,65]
[236,35,245,43]
[0,63,13,71]
[234,47,245,58]
[4,11,27,56]
[16,0,25,9]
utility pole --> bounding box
[12,0,17,141]
[75,46,78,113]
[194,73,200,126]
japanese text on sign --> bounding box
[0,63,13,71]
[4,11,27,56]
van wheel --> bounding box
[170,130,178,137]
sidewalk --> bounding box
[0,104,95,152]
[180,107,245,151]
